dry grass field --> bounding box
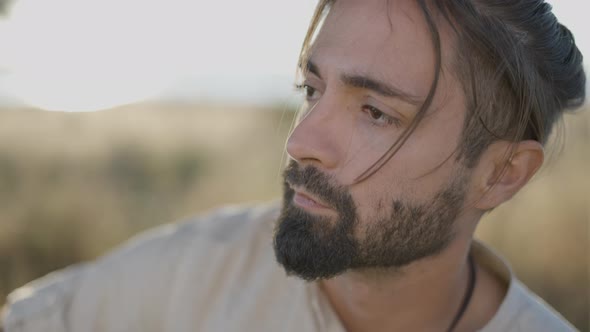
[0,102,588,330]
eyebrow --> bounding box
[305,60,322,79]
[303,59,422,106]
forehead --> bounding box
[310,0,457,99]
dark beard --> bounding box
[273,160,467,281]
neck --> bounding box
[319,235,475,332]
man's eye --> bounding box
[367,106,384,120]
[304,86,316,98]
[363,105,400,127]
[296,84,319,100]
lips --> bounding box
[292,188,331,210]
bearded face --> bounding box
[274,0,475,282]
[273,160,468,281]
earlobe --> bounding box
[474,140,544,210]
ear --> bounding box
[472,140,544,210]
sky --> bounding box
[0,0,587,112]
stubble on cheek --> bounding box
[346,186,398,242]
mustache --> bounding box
[283,160,354,212]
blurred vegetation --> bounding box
[0,0,12,15]
[0,103,588,331]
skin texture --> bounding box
[275,0,545,331]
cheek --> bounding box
[336,119,402,183]
[395,75,467,178]
[348,173,404,225]
[336,103,465,186]
[392,109,465,180]
[347,142,461,227]
[336,91,466,205]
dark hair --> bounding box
[437,0,586,168]
[298,0,586,180]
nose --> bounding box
[286,101,342,170]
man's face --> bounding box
[274,0,473,280]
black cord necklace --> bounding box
[446,254,477,332]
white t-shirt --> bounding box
[2,202,577,331]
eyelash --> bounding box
[295,83,401,128]
[362,105,401,128]
[294,84,319,101]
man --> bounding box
[2,0,586,331]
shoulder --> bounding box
[473,241,576,332]
[483,279,577,332]
[512,280,576,331]
[2,201,281,332]
[1,263,90,332]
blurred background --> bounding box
[0,0,588,330]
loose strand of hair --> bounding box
[354,0,443,184]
